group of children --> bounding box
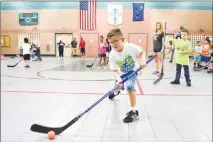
[168,35,213,74]
[194,38,213,73]
[19,27,211,124]
[107,26,212,123]
[21,38,42,68]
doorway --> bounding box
[55,33,73,57]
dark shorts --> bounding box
[153,47,162,53]
[81,48,85,53]
[23,54,30,60]
[201,56,211,63]
[99,54,106,57]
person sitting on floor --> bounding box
[31,42,42,61]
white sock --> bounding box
[131,107,135,112]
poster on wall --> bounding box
[108,4,123,26]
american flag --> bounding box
[80,1,96,30]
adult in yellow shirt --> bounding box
[171,28,192,87]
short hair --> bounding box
[196,41,201,44]
[180,26,184,30]
[181,28,189,35]
[24,38,29,43]
[107,28,123,39]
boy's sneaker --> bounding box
[123,110,139,123]
[187,82,191,87]
[108,90,121,100]
[170,80,180,84]
[207,69,213,73]
[152,71,159,75]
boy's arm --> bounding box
[129,43,146,68]
[111,69,122,82]
[139,51,146,68]
[109,55,122,83]
[181,41,192,54]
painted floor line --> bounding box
[136,78,144,95]
[1,90,212,96]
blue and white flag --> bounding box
[108,4,123,26]
[133,3,144,21]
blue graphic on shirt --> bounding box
[117,55,135,73]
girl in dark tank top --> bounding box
[152,22,164,75]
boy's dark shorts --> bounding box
[81,48,85,53]
[23,54,30,60]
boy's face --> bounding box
[198,42,201,46]
[108,35,124,52]
[181,32,188,40]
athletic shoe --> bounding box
[187,82,191,87]
[152,71,159,75]
[170,80,180,84]
[207,70,213,73]
[123,110,139,123]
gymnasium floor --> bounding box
[1,56,212,142]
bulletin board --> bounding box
[1,35,10,47]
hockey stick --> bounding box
[30,55,157,135]
[86,56,98,67]
[7,58,23,67]
[153,22,167,84]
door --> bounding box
[55,33,73,57]
[80,33,99,57]
[128,33,148,57]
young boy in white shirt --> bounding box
[194,41,202,68]
[22,38,32,68]
[107,28,146,123]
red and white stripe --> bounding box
[80,1,96,30]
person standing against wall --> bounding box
[79,37,86,57]
[152,22,164,75]
[71,38,78,56]
[57,40,65,57]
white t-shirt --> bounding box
[109,43,143,75]
[195,46,202,55]
[22,43,31,55]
